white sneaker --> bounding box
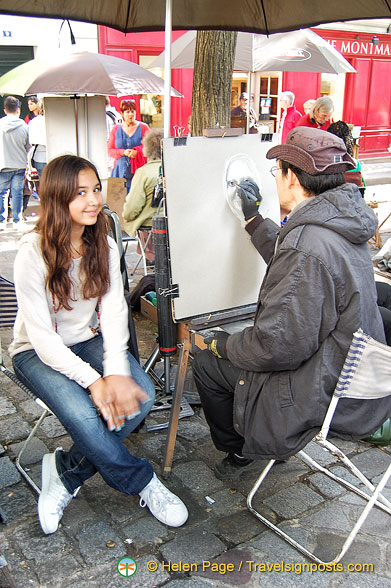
[38,450,77,534]
[0,223,5,231]
[139,473,188,527]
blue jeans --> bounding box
[0,169,25,223]
[32,160,46,179]
[13,334,155,495]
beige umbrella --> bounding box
[0,51,182,97]
[151,29,356,74]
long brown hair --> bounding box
[35,155,110,310]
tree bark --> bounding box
[191,31,237,136]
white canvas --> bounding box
[163,134,280,321]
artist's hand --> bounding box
[204,331,229,359]
[237,179,262,221]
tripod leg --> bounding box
[161,337,190,479]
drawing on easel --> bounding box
[162,134,280,321]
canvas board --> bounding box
[163,134,280,321]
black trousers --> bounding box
[192,349,245,454]
[376,281,391,346]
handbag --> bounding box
[26,145,39,182]
[364,417,391,446]
[151,166,164,208]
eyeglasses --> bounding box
[270,166,280,177]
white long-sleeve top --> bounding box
[9,232,130,389]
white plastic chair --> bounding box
[247,329,391,564]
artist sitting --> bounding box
[192,127,391,482]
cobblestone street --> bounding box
[1,170,391,587]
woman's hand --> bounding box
[102,375,149,431]
[128,148,138,159]
[89,377,119,430]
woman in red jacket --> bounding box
[295,96,334,131]
[108,100,150,192]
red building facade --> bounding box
[98,27,391,158]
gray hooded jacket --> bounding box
[0,115,29,171]
[227,183,391,460]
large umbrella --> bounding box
[0,51,182,97]
[151,29,356,74]
[1,2,390,134]
[2,1,391,35]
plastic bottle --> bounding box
[145,291,157,306]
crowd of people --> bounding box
[0,95,46,231]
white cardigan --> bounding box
[9,232,130,389]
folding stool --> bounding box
[247,329,391,564]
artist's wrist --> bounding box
[207,332,229,359]
[245,214,264,235]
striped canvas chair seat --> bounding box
[0,276,17,327]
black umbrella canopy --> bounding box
[1,0,391,34]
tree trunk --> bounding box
[191,31,237,136]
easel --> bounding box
[148,132,279,477]
[368,200,391,249]
[160,313,255,478]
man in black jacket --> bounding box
[193,127,391,481]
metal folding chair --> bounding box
[247,329,391,564]
[128,225,154,277]
[1,276,52,494]
[0,349,51,494]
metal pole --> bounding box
[246,71,251,134]
[73,96,79,155]
[163,0,172,138]
[84,95,89,158]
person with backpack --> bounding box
[105,98,122,174]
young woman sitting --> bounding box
[9,154,188,534]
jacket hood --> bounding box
[281,183,377,245]
[0,115,26,133]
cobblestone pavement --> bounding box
[1,178,391,587]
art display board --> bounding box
[43,95,109,185]
[163,134,280,321]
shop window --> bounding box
[259,74,281,132]
[139,55,164,128]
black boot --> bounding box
[214,452,257,481]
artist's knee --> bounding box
[193,349,218,381]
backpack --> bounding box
[106,109,122,124]
[129,274,156,311]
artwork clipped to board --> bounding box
[162,134,280,322]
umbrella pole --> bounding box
[84,95,89,158]
[72,95,80,156]
[163,0,172,138]
[246,71,251,134]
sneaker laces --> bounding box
[139,477,177,515]
[48,481,73,514]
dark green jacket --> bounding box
[227,183,391,459]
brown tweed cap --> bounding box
[266,127,356,175]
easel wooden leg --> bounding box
[161,336,191,479]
